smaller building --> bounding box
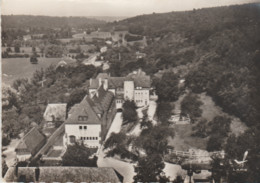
[15,127,46,162]
[43,103,67,128]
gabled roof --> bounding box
[4,167,122,183]
[89,69,150,90]
[43,103,67,122]
[127,69,151,88]
[16,127,45,153]
[65,96,102,125]
[92,85,114,111]
[109,77,127,88]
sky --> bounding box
[1,0,259,17]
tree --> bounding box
[30,54,38,64]
[154,72,181,102]
[192,118,209,138]
[62,144,97,167]
[67,88,87,109]
[156,102,172,124]
[181,93,203,123]
[134,154,169,183]
[122,100,138,124]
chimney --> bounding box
[90,78,92,86]
[35,167,40,182]
[98,78,102,87]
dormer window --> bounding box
[78,116,88,121]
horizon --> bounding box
[1,0,259,17]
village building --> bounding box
[64,85,116,149]
[15,127,46,162]
[4,166,123,183]
[89,69,151,108]
[43,103,67,128]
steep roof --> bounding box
[109,77,127,88]
[127,69,151,88]
[65,96,102,125]
[89,69,150,90]
[92,85,114,111]
[96,73,109,79]
[4,167,122,183]
[43,103,67,122]
[16,127,45,153]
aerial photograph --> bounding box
[1,0,260,182]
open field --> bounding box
[2,57,61,85]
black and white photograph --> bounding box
[1,0,260,182]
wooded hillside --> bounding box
[2,15,105,29]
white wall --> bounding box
[65,124,101,148]
[134,89,150,107]
[124,81,134,101]
[115,99,123,109]
[16,154,31,162]
[89,89,97,98]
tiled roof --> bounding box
[4,167,122,183]
[89,78,99,89]
[109,77,127,88]
[65,96,102,125]
[92,85,114,111]
[43,103,67,122]
[89,69,150,90]
[96,73,109,79]
[16,127,45,153]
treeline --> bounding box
[2,15,105,29]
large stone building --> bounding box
[64,85,116,148]
[89,69,151,108]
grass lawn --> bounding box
[198,92,248,136]
[168,124,208,151]
[2,57,61,85]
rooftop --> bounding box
[4,167,122,183]
[43,103,67,122]
[15,127,45,153]
[65,96,102,125]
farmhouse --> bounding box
[15,127,46,162]
[64,85,116,148]
[89,69,151,108]
[4,166,123,183]
[43,103,67,128]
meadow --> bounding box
[2,57,61,86]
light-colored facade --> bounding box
[65,124,101,148]
[89,69,151,108]
[64,86,116,149]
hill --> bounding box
[1,15,106,29]
[108,3,260,128]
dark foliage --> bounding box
[154,72,182,102]
[181,93,203,123]
[62,144,97,167]
[122,100,138,124]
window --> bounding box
[96,137,98,140]
[90,137,92,140]
[87,137,89,140]
[78,116,88,121]
[80,137,83,140]
[84,126,87,130]
[79,126,82,130]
